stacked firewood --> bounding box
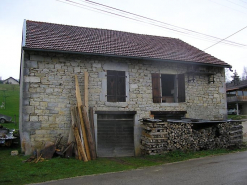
[228,121,243,146]
[141,120,243,155]
[141,122,169,155]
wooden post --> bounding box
[84,71,89,114]
[66,108,76,158]
[75,75,91,160]
[82,105,97,160]
[89,107,96,154]
[71,106,88,161]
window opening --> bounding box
[161,74,175,103]
[152,73,185,103]
[107,70,126,102]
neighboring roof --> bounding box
[22,20,231,67]
[226,80,247,91]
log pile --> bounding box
[228,122,243,146]
[141,122,169,155]
[141,120,243,155]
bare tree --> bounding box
[242,66,247,80]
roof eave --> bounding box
[22,47,232,68]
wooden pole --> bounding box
[75,75,91,160]
[89,107,96,154]
[81,105,97,160]
[74,127,88,161]
[71,106,88,161]
[84,71,89,114]
[66,108,76,158]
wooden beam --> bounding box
[82,105,97,160]
[75,75,91,160]
[84,71,89,114]
[71,106,88,161]
[89,107,96,155]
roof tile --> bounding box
[24,20,230,66]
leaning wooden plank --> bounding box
[71,106,88,161]
[71,107,82,160]
[75,75,91,160]
[66,109,76,158]
[74,106,84,144]
[82,105,97,160]
[35,154,42,163]
[84,71,89,114]
[74,127,88,161]
[89,107,96,155]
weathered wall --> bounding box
[20,51,227,155]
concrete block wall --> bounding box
[20,51,227,154]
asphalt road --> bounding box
[32,151,247,185]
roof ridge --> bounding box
[26,20,177,40]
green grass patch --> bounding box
[1,145,247,185]
[228,115,247,120]
[0,84,19,130]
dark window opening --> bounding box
[107,70,126,102]
[161,74,175,103]
[152,73,185,103]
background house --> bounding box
[3,77,19,84]
[226,79,247,115]
[20,20,231,156]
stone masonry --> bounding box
[20,51,227,155]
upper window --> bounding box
[152,73,185,103]
[107,70,126,102]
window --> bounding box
[152,73,185,103]
[107,70,126,102]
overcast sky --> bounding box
[0,0,247,80]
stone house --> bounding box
[20,20,231,156]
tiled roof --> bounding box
[23,20,230,67]
[226,80,247,91]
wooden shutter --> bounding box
[107,70,117,102]
[116,71,126,102]
[178,74,185,102]
[152,73,161,103]
[107,70,126,102]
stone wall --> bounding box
[141,120,243,155]
[20,51,227,155]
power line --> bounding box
[81,0,247,47]
[58,0,247,48]
[226,0,247,10]
[204,25,247,51]
[209,0,247,15]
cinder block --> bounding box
[11,150,18,156]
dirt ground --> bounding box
[242,120,247,142]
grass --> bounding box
[0,84,19,130]
[1,144,247,185]
[228,114,247,120]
